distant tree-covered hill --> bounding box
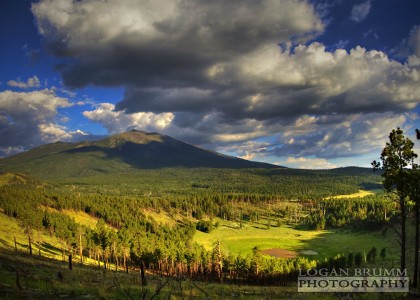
[0,130,277,179]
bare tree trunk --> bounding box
[69,253,73,270]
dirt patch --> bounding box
[260,248,298,259]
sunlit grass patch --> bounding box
[0,212,62,260]
[324,189,374,200]
[62,209,99,229]
[194,219,397,263]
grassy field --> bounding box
[324,189,375,199]
[194,219,398,264]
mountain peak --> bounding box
[0,131,278,178]
[98,130,165,148]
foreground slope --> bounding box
[0,130,276,179]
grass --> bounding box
[62,209,99,229]
[0,249,380,299]
[41,206,117,230]
[194,219,399,264]
[324,189,374,199]
[0,212,62,260]
[64,208,180,230]
[0,173,27,186]
[304,229,397,261]
[195,221,320,256]
[142,209,178,226]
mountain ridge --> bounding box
[0,130,279,179]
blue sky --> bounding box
[1,0,420,169]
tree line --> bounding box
[305,195,395,231]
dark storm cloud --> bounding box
[33,0,323,89]
[31,0,420,163]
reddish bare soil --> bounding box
[260,248,298,259]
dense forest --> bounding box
[0,168,395,285]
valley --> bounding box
[0,131,413,299]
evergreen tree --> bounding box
[372,128,417,272]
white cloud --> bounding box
[239,152,256,161]
[39,123,72,142]
[83,103,174,134]
[216,140,270,161]
[7,75,41,89]
[0,88,106,157]
[0,89,71,121]
[282,157,337,169]
[409,26,420,57]
[233,43,420,115]
[405,25,420,58]
[32,0,324,54]
[0,146,25,158]
[350,0,371,23]
[393,25,420,60]
[0,89,73,154]
[271,112,417,159]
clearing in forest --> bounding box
[324,189,374,200]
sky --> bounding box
[1,0,420,169]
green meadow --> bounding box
[194,219,398,263]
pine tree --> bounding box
[372,128,417,272]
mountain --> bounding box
[0,130,277,179]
